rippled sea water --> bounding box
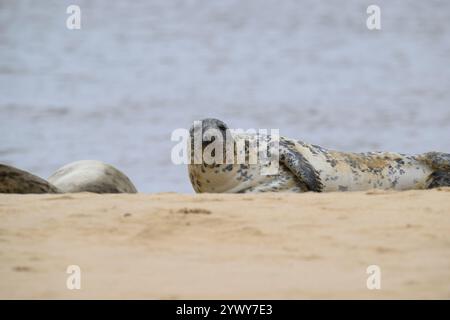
[1,0,449,192]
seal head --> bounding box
[189,118,232,164]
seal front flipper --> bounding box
[418,152,450,188]
[278,138,323,192]
[0,164,60,194]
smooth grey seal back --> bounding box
[0,164,60,194]
[48,160,137,193]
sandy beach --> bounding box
[0,188,449,299]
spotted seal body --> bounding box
[48,160,137,193]
[0,164,60,194]
[188,119,450,193]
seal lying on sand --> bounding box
[188,118,450,193]
[0,160,137,194]
[48,160,137,193]
[0,164,59,194]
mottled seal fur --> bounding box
[0,164,60,194]
[48,160,137,193]
[188,119,450,193]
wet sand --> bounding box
[0,188,449,299]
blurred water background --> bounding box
[1,0,449,192]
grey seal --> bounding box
[0,164,60,194]
[48,160,137,193]
[188,118,450,193]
